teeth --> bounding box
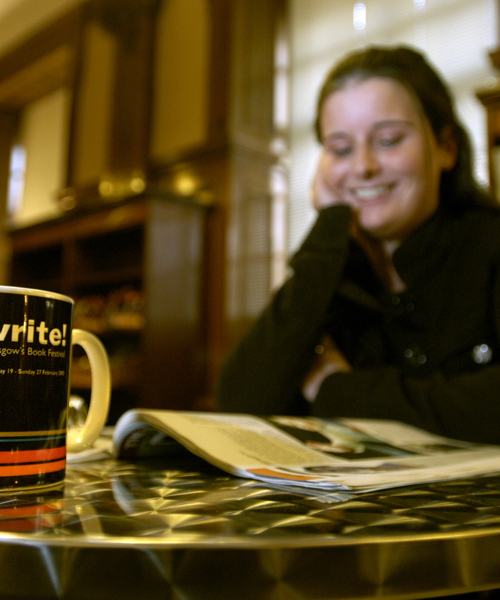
[354,186,389,199]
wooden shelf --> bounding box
[70,266,144,290]
[477,47,500,198]
[9,195,208,422]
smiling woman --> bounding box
[217,45,500,446]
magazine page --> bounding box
[113,409,500,491]
[257,415,500,490]
[114,410,344,488]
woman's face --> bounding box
[319,77,457,243]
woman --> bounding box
[217,45,500,444]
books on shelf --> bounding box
[113,409,500,492]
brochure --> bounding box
[113,409,500,492]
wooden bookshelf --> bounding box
[9,194,208,423]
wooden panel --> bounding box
[70,19,117,187]
[0,6,83,91]
[0,45,75,110]
[0,111,18,284]
[107,0,159,175]
[142,199,206,410]
[477,84,500,193]
[150,0,211,161]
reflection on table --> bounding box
[1,456,500,600]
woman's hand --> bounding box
[302,335,352,402]
[312,153,373,248]
[312,151,401,289]
[311,151,345,211]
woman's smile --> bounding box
[351,183,396,203]
[353,185,391,200]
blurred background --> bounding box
[0,0,497,421]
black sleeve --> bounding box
[312,264,500,445]
[216,205,352,416]
[312,365,500,445]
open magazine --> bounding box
[113,409,500,492]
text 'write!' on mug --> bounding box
[0,286,111,493]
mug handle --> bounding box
[66,329,111,453]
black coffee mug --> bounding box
[0,286,111,493]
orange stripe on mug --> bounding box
[0,447,66,465]
[0,501,63,518]
[0,514,64,532]
[0,459,66,477]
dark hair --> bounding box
[315,45,495,211]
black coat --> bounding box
[217,203,500,444]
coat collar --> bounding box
[392,208,455,289]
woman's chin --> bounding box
[358,216,396,239]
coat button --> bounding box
[404,347,427,366]
[472,344,492,364]
[390,295,415,314]
[404,348,427,367]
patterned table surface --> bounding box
[1,456,500,599]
